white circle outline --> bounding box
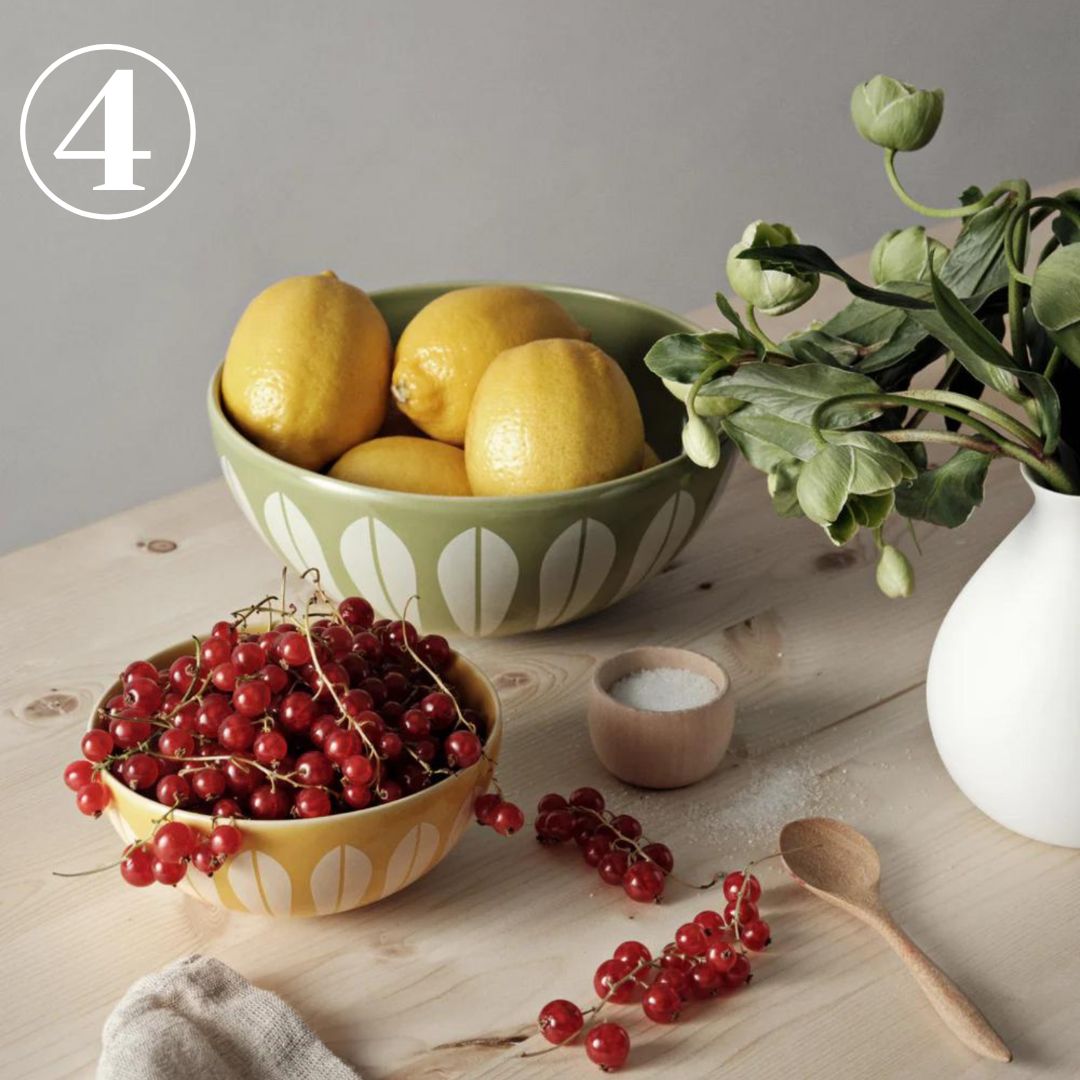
[20,44,196,221]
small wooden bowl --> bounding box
[588,646,734,789]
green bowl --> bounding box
[208,282,733,637]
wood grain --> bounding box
[3,264,1080,1077]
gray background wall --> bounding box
[3,0,1078,552]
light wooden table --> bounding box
[4,270,1079,1079]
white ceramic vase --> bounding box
[927,467,1080,847]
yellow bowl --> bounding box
[91,640,501,916]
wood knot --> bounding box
[140,539,177,553]
[24,692,80,719]
[494,671,530,690]
[815,548,858,572]
[697,581,713,591]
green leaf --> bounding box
[850,490,895,528]
[644,331,744,384]
[784,330,861,368]
[895,449,990,527]
[738,245,932,309]
[714,292,762,355]
[959,185,984,206]
[825,504,859,545]
[921,271,1060,452]
[709,363,884,427]
[767,460,804,518]
[939,203,1011,296]
[794,432,913,526]
[721,408,818,470]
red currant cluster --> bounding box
[62,583,502,889]
[474,792,526,836]
[533,788,679,903]
[119,817,244,887]
[533,870,771,1071]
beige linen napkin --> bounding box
[98,955,360,1080]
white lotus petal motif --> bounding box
[310,845,374,915]
[109,808,140,848]
[181,866,215,905]
[382,822,441,898]
[340,517,418,621]
[536,519,616,629]
[225,849,293,915]
[263,492,342,597]
[220,456,261,535]
[614,491,696,601]
[438,528,518,636]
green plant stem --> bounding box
[685,358,731,417]
[909,388,1043,452]
[880,429,1077,493]
[1044,347,1063,383]
[903,359,959,429]
[1007,181,1031,363]
[883,150,1020,219]
[812,391,1025,451]
[745,306,778,351]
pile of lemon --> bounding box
[222,273,654,497]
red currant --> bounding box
[689,962,723,999]
[64,759,94,792]
[201,635,231,669]
[81,728,114,763]
[706,942,737,973]
[741,919,771,951]
[342,754,374,786]
[694,910,728,939]
[584,1023,630,1071]
[211,662,238,692]
[723,870,762,904]
[153,820,196,864]
[338,596,374,628]
[156,774,191,807]
[417,634,451,670]
[211,620,238,644]
[612,940,651,968]
[125,676,164,714]
[569,787,605,814]
[641,842,674,874]
[594,959,637,1003]
[279,691,318,735]
[492,802,524,835]
[674,922,708,956]
[724,954,752,987]
[537,999,584,1045]
[295,750,335,787]
[342,782,373,809]
[445,730,482,768]
[76,781,111,816]
[152,856,188,886]
[233,679,272,718]
[294,787,333,818]
[724,897,759,926]
[123,753,160,790]
[258,663,289,695]
[159,727,196,758]
[192,843,219,876]
[582,834,612,867]
[209,823,243,856]
[253,729,288,766]
[168,655,198,694]
[642,982,682,1023]
[622,861,665,903]
[277,632,311,667]
[324,728,361,764]
[474,793,501,825]
[190,767,227,802]
[249,784,293,819]
[120,844,155,887]
[537,792,568,813]
[610,814,642,840]
[597,851,629,886]
[219,714,256,752]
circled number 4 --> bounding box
[53,69,150,191]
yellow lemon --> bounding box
[465,339,644,496]
[641,442,661,470]
[330,436,471,496]
[392,285,588,445]
[222,271,391,471]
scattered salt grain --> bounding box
[608,667,719,711]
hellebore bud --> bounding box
[726,221,819,316]
[870,225,949,284]
[876,544,915,599]
[681,414,722,469]
[851,75,944,152]
[1031,243,1080,368]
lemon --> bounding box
[392,285,588,445]
[222,271,391,471]
[330,436,471,496]
[641,443,661,470]
[465,339,644,496]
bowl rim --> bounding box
[208,279,705,507]
[92,639,502,833]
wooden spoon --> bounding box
[779,817,1011,1063]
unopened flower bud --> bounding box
[726,221,818,316]
[1031,244,1080,368]
[876,544,914,598]
[870,226,949,284]
[851,75,944,152]
[681,414,721,469]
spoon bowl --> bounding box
[779,817,1011,1064]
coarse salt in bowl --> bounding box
[588,646,734,789]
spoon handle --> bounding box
[871,910,1012,1063]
